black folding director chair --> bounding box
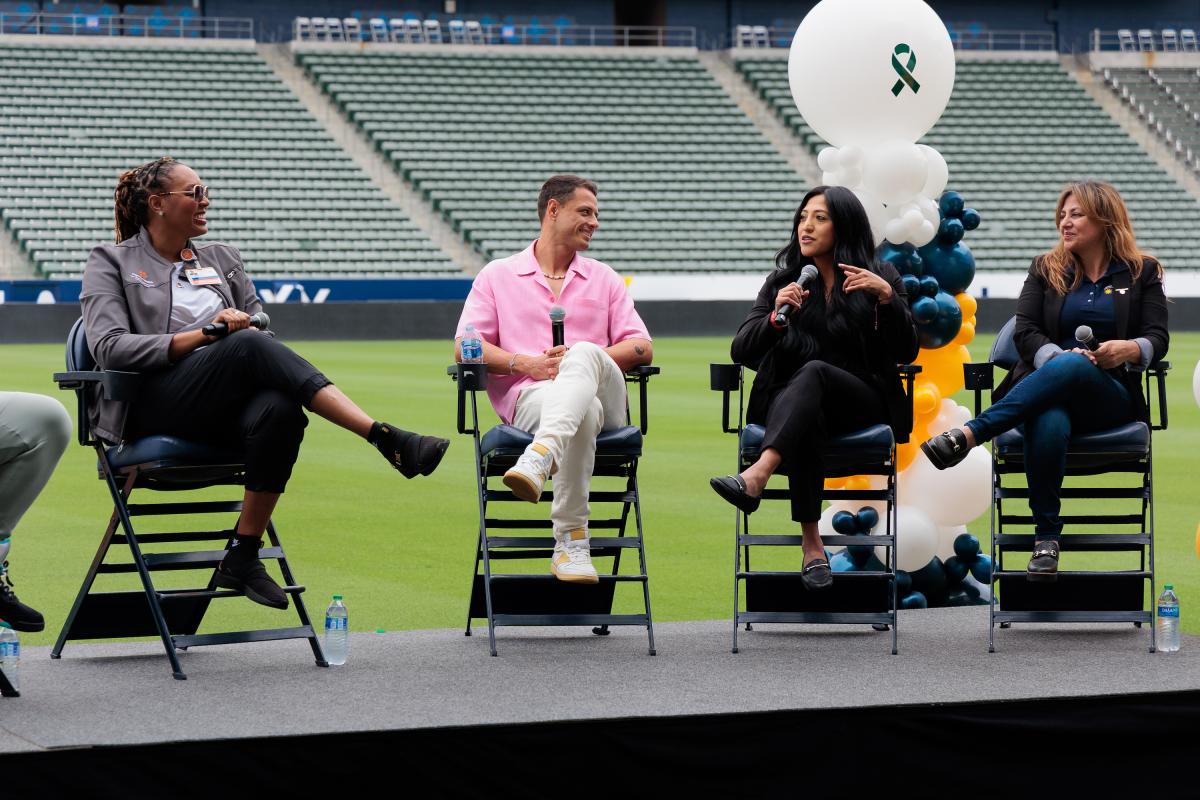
[966,317,1170,652]
[52,318,327,679]
[0,662,16,697]
[449,362,658,657]
[710,362,920,654]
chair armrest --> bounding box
[1147,361,1170,431]
[963,362,994,419]
[709,363,743,434]
[624,366,659,435]
[53,370,141,402]
[447,363,488,435]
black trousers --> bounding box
[125,331,332,493]
[760,361,888,523]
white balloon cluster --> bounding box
[790,0,956,248]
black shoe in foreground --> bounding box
[920,428,973,470]
[370,422,450,479]
[0,564,44,633]
[709,474,761,514]
[801,557,833,592]
[1027,539,1060,583]
[215,557,289,610]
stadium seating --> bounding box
[298,50,804,272]
[738,55,1200,271]
[1100,67,1200,169]
[0,43,457,278]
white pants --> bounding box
[512,342,627,535]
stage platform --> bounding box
[3,607,1199,792]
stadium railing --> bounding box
[1093,28,1200,52]
[730,25,1055,51]
[0,12,253,39]
[292,18,697,47]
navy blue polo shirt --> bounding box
[1058,261,1127,349]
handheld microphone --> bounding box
[771,264,820,329]
[1075,325,1100,351]
[550,305,566,348]
[203,311,270,337]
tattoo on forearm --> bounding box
[634,345,645,356]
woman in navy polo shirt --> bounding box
[922,180,1168,581]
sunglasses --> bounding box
[156,184,210,202]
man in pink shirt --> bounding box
[454,175,653,583]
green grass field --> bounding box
[3,333,1199,645]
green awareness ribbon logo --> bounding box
[891,43,920,96]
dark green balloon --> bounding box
[918,275,940,297]
[902,274,921,298]
[895,570,913,597]
[900,591,928,609]
[938,217,965,245]
[953,533,981,560]
[911,296,938,325]
[944,555,969,585]
[916,291,963,349]
[970,554,993,583]
[939,191,964,218]
[961,207,981,231]
[832,510,858,534]
[856,506,879,532]
[876,242,924,276]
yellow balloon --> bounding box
[953,320,975,347]
[824,476,848,490]
[955,292,977,319]
[1195,521,1200,559]
[914,384,941,417]
[844,475,871,492]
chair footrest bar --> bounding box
[486,536,642,549]
[491,613,648,627]
[157,585,305,600]
[997,487,1146,500]
[738,611,895,625]
[114,531,236,544]
[999,514,1144,526]
[995,533,1150,550]
[484,490,636,503]
[97,547,285,573]
[483,519,624,530]
[738,570,893,579]
[993,570,1150,579]
[993,610,1151,624]
[739,534,894,547]
[171,626,316,648]
[124,501,243,517]
[487,574,646,582]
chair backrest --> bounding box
[448,18,465,43]
[1163,28,1179,50]
[65,316,94,446]
[1138,28,1155,50]
[343,18,361,40]
[1182,28,1197,50]
[1118,28,1134,51]
[388,18,405,41]
[405,18,424,43]
[424,19,442,43]
[465,19,483,43]
[368,17,387,41]
[989,316,1020,371]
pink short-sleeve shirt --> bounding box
[454,241,651,424]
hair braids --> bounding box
[113,156,176,243]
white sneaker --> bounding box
[551,528,599,584]
[503,442,553,503]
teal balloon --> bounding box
[900,591,928,609]
[953,533,981,560]
[910,557,947,604]
[902,274,920,298]
[910,296,937,324]
[877,242,924,276]
[938,217,964,244]
[847,538,876,566]
[856,506,879,532]
[939,191,964,218]
[918,275,940,297]
[970,554,993,583]
[944,588,972,607]
[896,570,912,596]
[920,242,976,296]
[944,555,969,585]
[961,208,981,231]
[917,291,963,349]
[830,550,859,572]
[832,511,858,534]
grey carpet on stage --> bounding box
[1,607,1196,753]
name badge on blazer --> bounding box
[185,266,222,286]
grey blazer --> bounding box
[80,228,264,443]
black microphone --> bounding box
[550,305,565,348]
[1075,325,1100,351]
[203,311,270,337]
[771,264,819,329]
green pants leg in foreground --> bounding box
[0,391,72,562]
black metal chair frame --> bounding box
[52,318,327,680]
[0,664,16,697]
[965,318,1170,653]
[449,362,658,657]
[711,362,920,655]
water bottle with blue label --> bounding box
[324,595,348,666]
[461,324,484,364]
[0,622,19,691]
[1157,584,1180,653]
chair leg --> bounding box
[52,503,122,659]
[266,520,328,668]
[732,507,742,654]
[0,666,18,698]
[629,472,656,657]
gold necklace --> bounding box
[542,273,566,281]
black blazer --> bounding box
[995,257,1169,422]
[731,261,920,443]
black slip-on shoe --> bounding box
[0,565,44,633]
[920,428,973,471]
[372,423,450,479]
[215,558,289,610]
[709,474,761,515]
[1027,539,1060,583]
[801,557,833,592]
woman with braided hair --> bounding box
[81,157,450,609]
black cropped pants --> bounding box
[760,360,888,523]
[125,331,332,493]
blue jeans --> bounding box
[965,353,1135,540]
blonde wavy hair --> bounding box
[1036,180,1161,295]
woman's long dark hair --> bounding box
[774,185,879,353]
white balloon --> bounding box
[884,217,908,245]
[918,144,949,198]
[854,188,889,246]
[840,166,863,188]
[839,144,865,166]
[896,505,938,571]
[903,448,991,527]
[817,147,841,172]
[936,524,968,560]
[903,208,924,231]
[1192,359,1200,408]
[822,170,842,186]
[911,219,937,247]
[864,140,929,204]
[788,0,956,146]
[931,400,971,436]
[915,194,940,226]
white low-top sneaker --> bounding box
[503,442,553,503]
[551,528,598,584]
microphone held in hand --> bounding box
[771,264,820,329]
[203,311,270,337]
[1075,325,1100,351]
[549,305,566,348]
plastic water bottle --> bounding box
[324,595,348,666]
[0,622,18,691]
[1157,584,1180,653]
[461,324,484,363]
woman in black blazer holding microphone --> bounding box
[710,186,919,591]
[922,180,1168,581]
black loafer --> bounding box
[1027,539,1060,583]
[801,557,833,592]
[215,558,289,610]
[709,474,761,514]
[372,422,450,479]
[920,428,972,470]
